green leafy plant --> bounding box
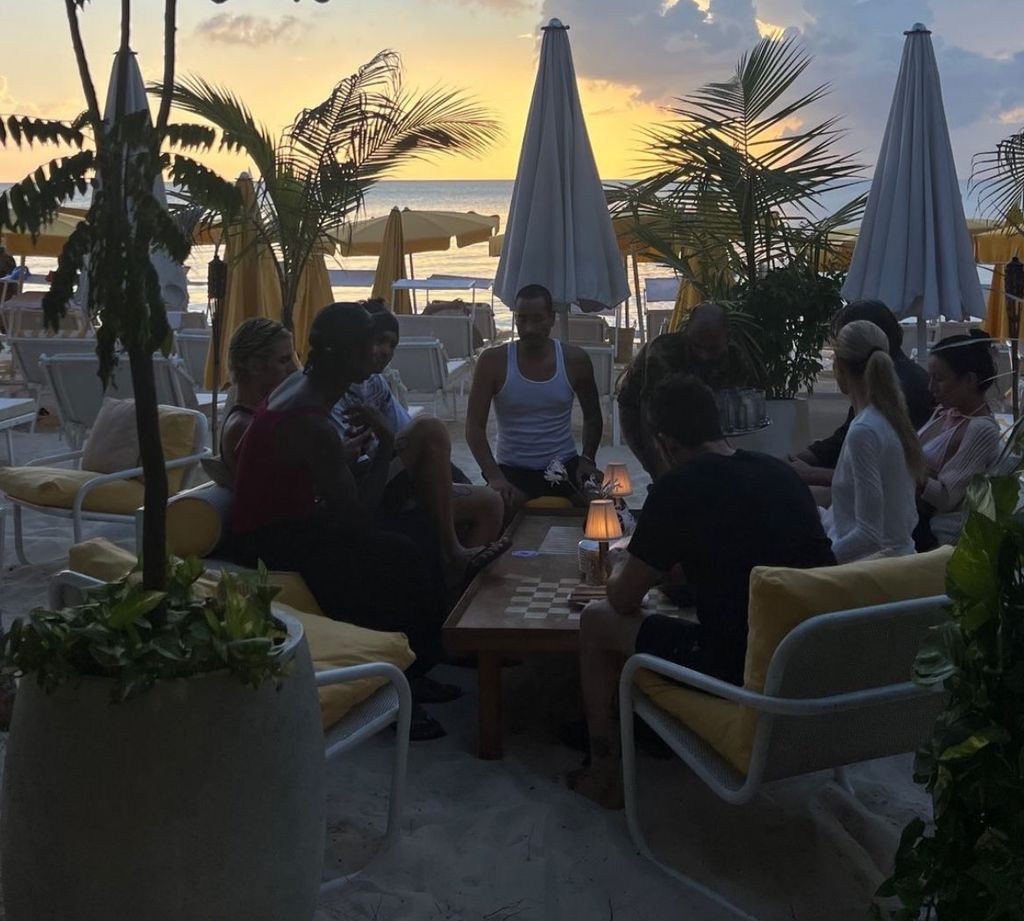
[1,557,289,702]
[873,441,1024,919]
[728,266,844,399]
[971,125,1024,236]
[165,50,501,331]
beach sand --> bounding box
[0,399,928,921]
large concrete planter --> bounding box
[1,610,325,921]
[732,396,810,458]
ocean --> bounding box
[2,178,995,331]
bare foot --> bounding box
[567,765,624,810]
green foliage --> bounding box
[971,127,1024,236]
[874,450,1024,920]
[164,49,502,330]
[1,557,290,702]
[728,267,844,399]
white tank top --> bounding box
[494,341,577,470]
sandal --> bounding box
[409,702,447,741]
[463,536,513,585]
[411,674,463,704]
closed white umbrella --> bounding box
[79,50,189,312]
[494,18,629,332]
[842,23,985,360]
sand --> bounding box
[0,409,930,921]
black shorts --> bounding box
[635,614,744,686]
[497,456,580,500]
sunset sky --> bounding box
[1,0,1022,184]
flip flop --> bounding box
[463,537,513,585]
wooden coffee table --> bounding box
[444,509,590,758]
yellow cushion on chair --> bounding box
[165,495,224,559]
[634,547,954,775]
[67,539,411,728]
[0,468,145,514]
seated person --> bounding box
[569,374,836,808]
[616,302,731,480]
[332,304,507,583]
[219,318,297,474]
[466,283,603,510]
[821,321,923,563]
[915,331,1001,549]
[790,300,933,487]
[230,303,456,739]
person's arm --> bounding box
[829,425,886,562]
[465,348,520,506]
[920,419,1001,513]
[566,345,603,483]
[607,555,667,616]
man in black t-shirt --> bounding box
[570,374,835,809]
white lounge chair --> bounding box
[390,337,469,420]
[398,314,476,360]
[552,315,610,345]
[580,344,620,445]
[619,594,949,915]
[8,335,99,405]
[46,568,412,891]
[645,307,674,341]
[173,328,212,386]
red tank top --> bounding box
[231,403,328,535]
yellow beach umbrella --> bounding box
[977,209,1024,341]
[290,249,335,364]
[370,208,412,315]
[334,209,499,259]
[1,206,89,258]
[204,174,282,389]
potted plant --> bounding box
[873,447,1024,919]
[1,558,325,921]
[0,3,324,918]
[609,34,863,455]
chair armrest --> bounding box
[621,653,936,718]
[72,448,212,516]
[316,662,409,693]
[24,448,85,468]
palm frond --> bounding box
[0,151,94,234]
[0,115,85,149]
[971,128,1024,233]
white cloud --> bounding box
[194,14,306,47]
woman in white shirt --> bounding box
[916,332,1001,548]
[823,320,925,562]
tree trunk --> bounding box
[128,347,168,591]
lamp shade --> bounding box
[584,499,622,541]
[603,462,633,498]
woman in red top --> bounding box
[231,303,452,738]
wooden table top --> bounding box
[443,509,590,654]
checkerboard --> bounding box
[503,577,688,621]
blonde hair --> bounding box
[835,319,926,483]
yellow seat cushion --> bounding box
[524,496,574,510]
[635,547,954,775]
[67,539,413,727]
[0,467,145,514]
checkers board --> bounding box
[503,577,688,621]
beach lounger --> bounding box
[398,313,477,360]
[580,344,620,445]
[389,337,469,420]
[173,328,212,386]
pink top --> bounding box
[918,407,1001,512]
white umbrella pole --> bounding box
[557,305,570,341]
[408,253,417,313]
[917,316,928,366]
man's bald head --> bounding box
[683,302,729,378]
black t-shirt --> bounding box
[628,450,836,683]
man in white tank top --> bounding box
[466,284,603,511]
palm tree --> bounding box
[0,0,228,591]
[972,126,1024,236]
[610,33,864,296]
[165,51,502,331]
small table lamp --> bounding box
[584,498,623,583]
[603,462,633,505]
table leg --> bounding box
[477,651,503,760]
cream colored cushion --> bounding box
[635,547,954,774]
[67,539,413,728]
[79,400,197,492]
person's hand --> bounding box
[345,404,391,441]
[338,427,374,467]
[787,454,818,482]
[575,455,599,489]
[488,475,526,510]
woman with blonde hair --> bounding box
[824,319,925,562]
